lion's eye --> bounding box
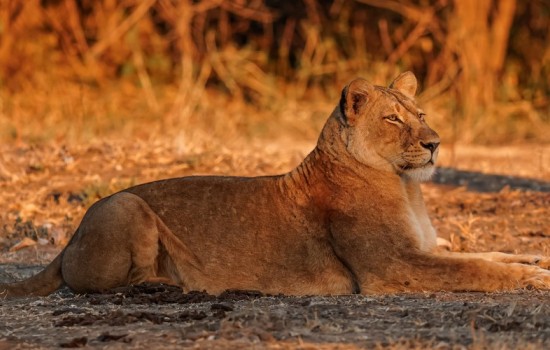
[385,114,401,123]
[418,113,426,121]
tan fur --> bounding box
[1,72,549,298]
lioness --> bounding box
[1,72,549,298]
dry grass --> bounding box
[0,0,549,146]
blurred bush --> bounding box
[0,0,548,143]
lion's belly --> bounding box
[126,176,356,295]
[164,207,355,295]
[168,201,355,295]
[178,236,356,295]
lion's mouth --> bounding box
[400,159,434,171]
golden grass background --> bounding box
[0,0,548,146]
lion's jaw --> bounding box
[399,158,437,182]
[394,143,439,182]
[344,131,438,182]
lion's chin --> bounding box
[402,164,436,182]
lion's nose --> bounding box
[420,141,440,153]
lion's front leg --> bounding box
[360,252,550,294]
[329,214,550,293]
[440,251,550,269]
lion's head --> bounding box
[327,72,440,182]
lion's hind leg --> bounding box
[62,192,175,293]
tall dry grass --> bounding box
[0,0,548,146]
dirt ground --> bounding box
[0,141,549,349]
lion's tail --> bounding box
[0,252,64,298]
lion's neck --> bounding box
[278,147,326,204]
[316,113,350,162]
[279,144,400,208]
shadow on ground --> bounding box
[432,167,550,192]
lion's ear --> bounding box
[389,71,417,98]
[339,78,373,126]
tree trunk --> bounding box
[449,0,516,140]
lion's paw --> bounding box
[532,256,550,270]
[520,255,550,270]
[506,254,550,269]
[521,265,550,290]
